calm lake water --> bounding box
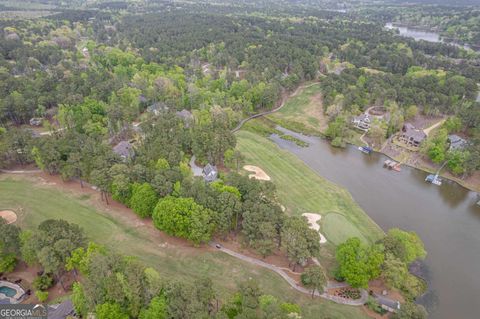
[385,23,474,51]
[271,127,480,319]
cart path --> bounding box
[209,242,368,306]
[231,82,321,133]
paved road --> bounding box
[0,169,41,174]
[209,242,368,306]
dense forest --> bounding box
[0,0,479,318]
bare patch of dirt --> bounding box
[0,210,17,224]
[243,165,271,181]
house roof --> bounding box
[353,113,370,122]
[376,296,400,310]
[48,300,75,319]
[147,102,168,113]
[176,109,193,120]
[448,134,467,150]
[203,163,218,182]
[403,123,426,142]
[113,141,133,158]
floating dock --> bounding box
[384,160,401,172]
[425,174,442,186]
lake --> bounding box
[385,22,474,51]
[271,127,480,319]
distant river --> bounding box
[271,127,480,319]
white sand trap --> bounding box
[302,213,327,244]
[0,210,17,224]
[243,165,271,181]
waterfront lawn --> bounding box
[236,128,384,245]
[0,176,370,319]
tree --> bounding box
[153,196,215,245]
[405,105,418,120]
[140,295,167,319]
[96,303,129,319]
[392,302,428,319]
[335,237,384,288]
[72,283,88,318]
[282,216,320,271]
[301,265,327,298]
[35,290,49,303]
[383,228,426,265]
[0,253,16,273]
[382,254,408,289]
[130,183,158,218]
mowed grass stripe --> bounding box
[236,130,383,245]
[0,177,370,319]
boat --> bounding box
[425,174,442,186]
[392,163,402,172]
[359,146,373,154]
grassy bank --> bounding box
[236,128,384,246]
[0,175,369,319]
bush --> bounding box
[365,296,385,314]
[35,290,49,303]
[129,183,158,218]
[331,137,345,148]
[33,274,54,291]
[0,253,16,273]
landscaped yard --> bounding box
[0,175,370,319]
[236,128,384,246]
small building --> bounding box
[147,102,168,116]
[113,141,134,160]
[376,296,401,313]
[352,113,371,131]
[29,118,43,126]
[448,134,468,151]
[176,109,194,127]
[399,123,426,147]
[48,300,75,319]
[202,163,218,182]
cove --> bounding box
[270,126,480,319]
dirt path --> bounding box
[231,82,320,133]
[210,242,368,306]
[423,118,446,136]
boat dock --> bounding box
[425,174,442,186]
[384,160,401,172]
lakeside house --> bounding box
[113,140,134,160]
[352,113,371,131]
[399,123,426,147]
[203,163,218,182]
[448,134,468,151]
[376,295,401,313]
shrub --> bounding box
[35,290,49,303]
[33,274,53,291]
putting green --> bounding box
[323,212,368,245]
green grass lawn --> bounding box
[236,129,384,246]
[0,176,369,319]
[268,83,327,135]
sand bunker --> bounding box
[243,165,271,181]
[0,210,17,224]
[302,213,327,244]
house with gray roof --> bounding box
[448,134,468,151]
[375,295,401,313]
[48,300,75,319]
[113,141,134,160]
[176,109,194,127]
[352,113,371,131]
[399,123,426,147]
[202,163,218,182]
[147,102,168,116]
